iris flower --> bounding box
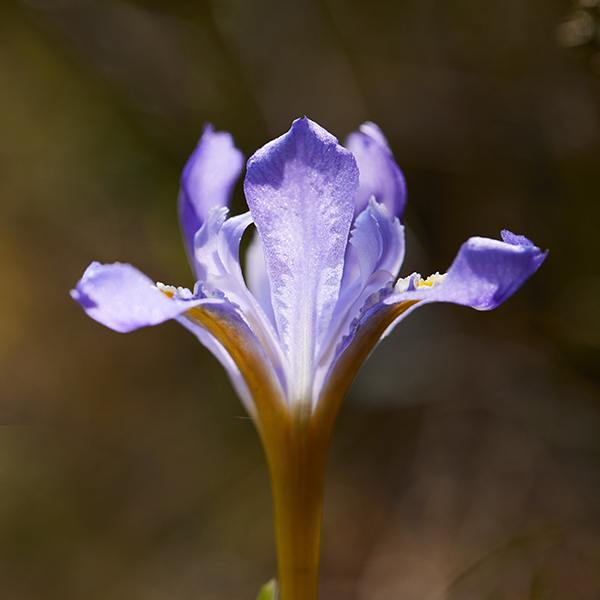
[71,117,546,600]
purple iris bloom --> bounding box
[71,117,547,419]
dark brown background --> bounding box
[1,0,599,598]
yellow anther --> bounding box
[156,282,177,299]
[416,272,445,288]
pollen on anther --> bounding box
[416,272,446,288]
[156,282,177,298]
[395,272,446,292]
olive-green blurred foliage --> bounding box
[0,0,599,598]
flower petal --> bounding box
[245,230,276,326]
[315,295,417,433]
[317,231,547,421]
[390,231,547,310]
[193,207,251,286]
[179,124,244,258]
[244,117,359,402]
[193,209,289,394]
[346,122,407,218]
[72,262,286,420]
[316,199,405,399]
[344,197,405,289]
[70,262,201,333]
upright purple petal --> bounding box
[244,117,359,402]
[346,122,407,218]
[179,124,244,257]
[70,262,202,333]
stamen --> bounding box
[156,282,177,298]
[156,282,194,299]
[395,272,446,292]
[417,272,446,288]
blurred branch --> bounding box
[443,528,563,596]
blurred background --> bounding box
[1,0,599,598]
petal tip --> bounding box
[500,229,537,248]
[179,124,244,256]
[288,115,343,148]
[346,121,406,218]
[70,262,193,334]
[246,117,358,191]
[358,121,389,148]
[70,285,97,310]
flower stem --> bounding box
[261,412,329,600]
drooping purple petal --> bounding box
[346,122,407,218]
[390,231,547,310]
[373,231,548,342]
[70,258,284,415]
[70,262,202,333]
[179,124,244,258]
[244,117,359,401]
[318,231,547,408]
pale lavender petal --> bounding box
[346,201,384,287]
[70,262,202,333]
[193,206,229,283]
[194,209,288,393]
[345,197,405,288]
[193,207,252,285]
[244,117,358,401]
[179,124,244,257]
[245,230,276,326]
[217,211,254,281]
[346,121,406,217]
[318,199,405,394]
[314,270,393,404]
[192,206,277,337]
